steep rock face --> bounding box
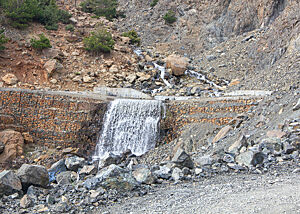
[117,0,295,53]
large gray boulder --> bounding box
[84,164,139,191]
[17,164,49,189]
[0,170,22,196]
[236,151,266,167]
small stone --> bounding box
[0,142,4,154]
[236,151,265,167]
[194,168,203,175]
[212,125,232,143]
[20,194,33,209]
[153,165,171,180]
[2,73,18,85]
[50,79,58,84]
[46,195,55,205]
[109,65,119,73]
[171,147,194,169]
[206,55,216,61]
[83,75,94,83]
[56,171,77,185]
[172,167,184,182]
[126,73,137,83]
[293,98,300,111]
[292,168,300,173]
[194,155,213,167]
[79,165,97,175]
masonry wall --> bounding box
[0,88,108,154]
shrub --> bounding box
[150,0,159,7]
[65,24,75,32]
[0,0,71,30]
[80,0,119,21]
[83,28,115,53]
[0,29,8,50]
[163,10,177,24]
[122,30,140,46]
[30,33,51,50]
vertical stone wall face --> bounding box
[0,88,108,153]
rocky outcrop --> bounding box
[0,130,24,164]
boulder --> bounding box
[65,156,85,172]
[153,165,172,180]
[84,164,139,191]
[133,167,156,184]
[194,155,214,167]
[235,151,266,167]
[44,59,63,77]
[227,135,248,154]
[0,170,22,196]
[98,153,121,169]
[171,147,194,169]
[56,171,77,185]
[17,164,49,188]
[48,159,67,182]
[2,73,18,85]
[0,129,24,164]
[165,54,189,76]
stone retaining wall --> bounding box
[0,88,108,153]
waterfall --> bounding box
[93,99,162,161]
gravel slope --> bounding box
[98,172,300,214]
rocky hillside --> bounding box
[117,0,300,91]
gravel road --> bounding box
[98,172,300,214]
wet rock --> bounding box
[133,167,156,184]
[171,167,184,182]
[2,73,18,85]
[171,148,194,169]
[236,151,266,167]
[0,170,22,196]
[153,165,171,179]
[56,171,77,185]
[165,54,189,76]
[0,130,24,164]
[194,168,203,175]
[17,164,49,189]
[65,156,85,172]
[48,159,67,183]
[20,194,33,209]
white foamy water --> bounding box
[93,99,162,160]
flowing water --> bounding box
[93,99,162,160]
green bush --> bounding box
[80,0,119,21]
[83,28,115,53]
[122,30,140,46]
[0,29,8,50]
[150,0,159,7]
[30,33,51,50]
[0,0,71,30]
[163,10,177,24]
[65,24,75,32]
